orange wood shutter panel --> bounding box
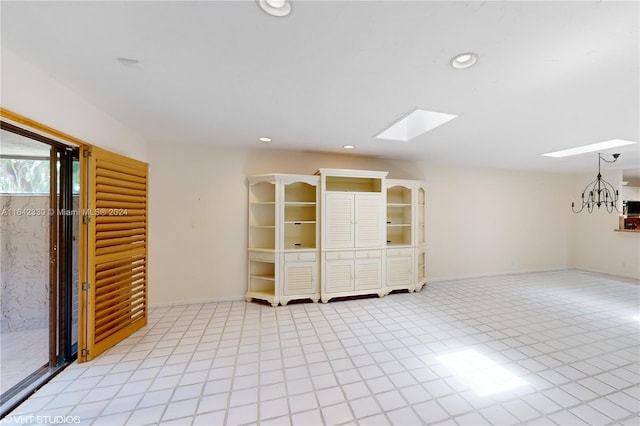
[79,146,148,362]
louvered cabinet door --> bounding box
[386,252,413,289]
[324,260,355,293]
[79,146,148,362]
[355,257,382,290]
[283,262,317,295]
[324,193,354,249]
[355,194,384,248]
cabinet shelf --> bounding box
[248,288,275,296]
[250,181,276,203]
[285,201,316,206]
[284,204,316,223]
[323,174,384,193]
[285,182,317,203]
[250,202,276,231]
[249,274,275,281]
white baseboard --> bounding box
[149,295,244,308]
[427,267,571,283]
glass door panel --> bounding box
[0,131,52,402]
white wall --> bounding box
[0,47,148,161]
[148,142,581,306]
[421,164,574,281]
[622,185,640,201]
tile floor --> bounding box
[2,270,639,425]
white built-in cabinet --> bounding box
[385,179,427,293]
[246,175,320,306]
[319,169,387,302]
[246,169,426,306]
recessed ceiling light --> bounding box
[375,109,458,142]
[258,0,292,17]
[343,145,355,150]
[542,139,637,158]
[258,137,272,143]
[450,52,478,69]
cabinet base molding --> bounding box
[321,290,386,304]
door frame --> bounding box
[0,119,79,416]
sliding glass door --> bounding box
[0,123,79,415]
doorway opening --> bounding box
[0,121,80,416]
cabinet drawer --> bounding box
[356,250,382,259]
[325,251,355,260]
[387,248,413,257]
[284,252,317,262]
[249,251,275,262]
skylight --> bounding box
[542,139,637,158]
[436,349,528,396]
[375,109,457,142]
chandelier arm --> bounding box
[572,176,600,212]
[572,203,584,213]
[600,178,622,213]
[580,177,599,198]
[601,179,617,197]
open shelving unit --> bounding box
[283,181,317,250]
[415,185,427,291]
[248,260,276,299]
[387,184,413,247]
[246,175,320,306]
[417,186,425,246]
[248,181,276,250]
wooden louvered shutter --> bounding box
[79,146,148,362]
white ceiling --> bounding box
[1,1,639,176]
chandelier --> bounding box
[572,153,622,213]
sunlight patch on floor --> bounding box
[437,349,528,396]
